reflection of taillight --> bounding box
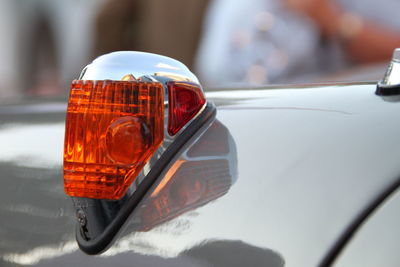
[140,159,231,230]
[64,80,164,200]
[188,122,230,157]
[168,82,206,136]
[169,175,205,207]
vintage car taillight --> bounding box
[64,80,164,199]
[63,52,208,200]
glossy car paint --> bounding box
[332,187,400,267]
[1,82,400,266]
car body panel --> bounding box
[332,187,400,267]
[1,82,400,266]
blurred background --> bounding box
[0,0,399,100]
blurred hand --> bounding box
[283,0,399,63]
[283,0,332,17]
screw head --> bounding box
[76,209,87,227]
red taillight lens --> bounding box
[168,82,206,136]
[64,80,164,200]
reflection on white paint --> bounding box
[0,123,64,168]
[0,103,67,115]
[102,221,187,259]
[2,241,77,265]
[102,231,176,258]
[1,221,188,265]
[3,204,66,219]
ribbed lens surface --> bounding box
[64,80,164,200]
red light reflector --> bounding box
[64,80,164,200]
[168,82,206,136]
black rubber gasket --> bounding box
[76,102,216,255]
[376,82,400,96]
[318,176,400,267]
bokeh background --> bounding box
[0,0,398,100]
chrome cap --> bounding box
[377,48,400,96]
[392,48,400,62]
[80,51,200,85]
[379,48,400,86]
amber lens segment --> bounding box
[64,80,164,200]
[168,82,206,136]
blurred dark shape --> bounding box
[20,240,284,267]
[22,10,59,96]
[94,0,210,69]
[93,0,139,55]
[0,1,101,99]
[182,240,285,267]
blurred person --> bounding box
[195,0,400,87]
[195,0,321,87]
[93,0,139,57]
[0,1,20,98]
[94,0,210,69]
[284,0,400,64]
[0,0,103,98]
